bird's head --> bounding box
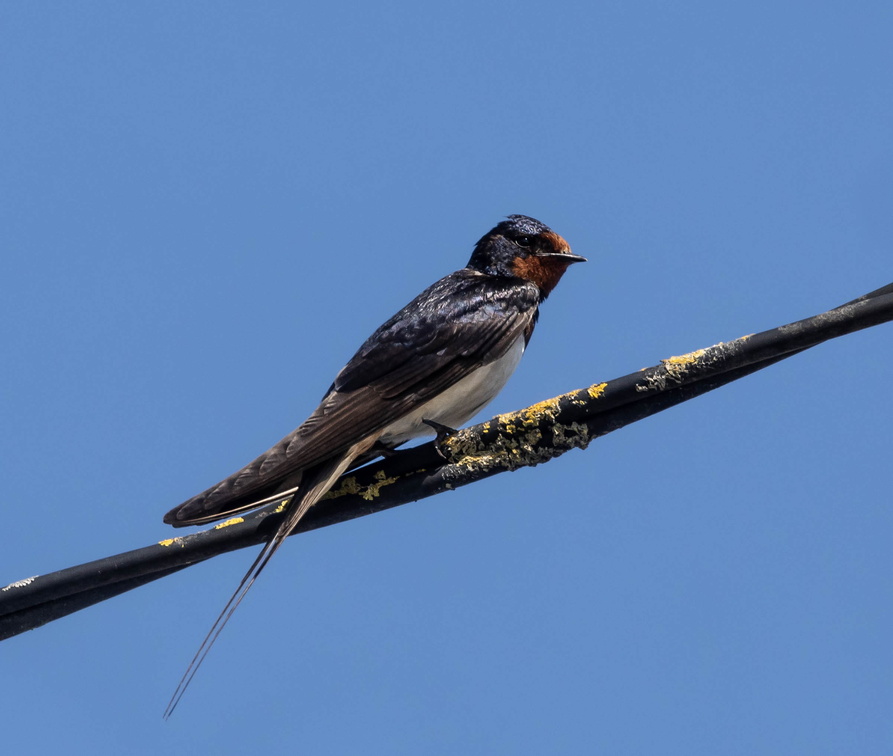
[468,215,586,298]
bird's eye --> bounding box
[514,235,533,248]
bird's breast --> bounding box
[378,335,526,447]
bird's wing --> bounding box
[164,271,540,526]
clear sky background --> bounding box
[2,3,892,754]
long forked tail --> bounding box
[162,441,372,718]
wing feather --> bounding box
[164,270,539,526]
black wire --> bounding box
[2,283,891,641]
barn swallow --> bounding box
[162,214,584,716]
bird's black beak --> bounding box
[538,251,587,264]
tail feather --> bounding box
[162,439,374,718]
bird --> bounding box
[162,214,585,716]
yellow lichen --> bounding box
[587,382,607,399]
[663,348,708,367]
[214,517,245,529]
[438,387,594,476]
[325,468,400,502]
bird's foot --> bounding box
[422,418,458,460]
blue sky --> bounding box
[2,2,892,753]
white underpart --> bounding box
[378,335,526,447]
